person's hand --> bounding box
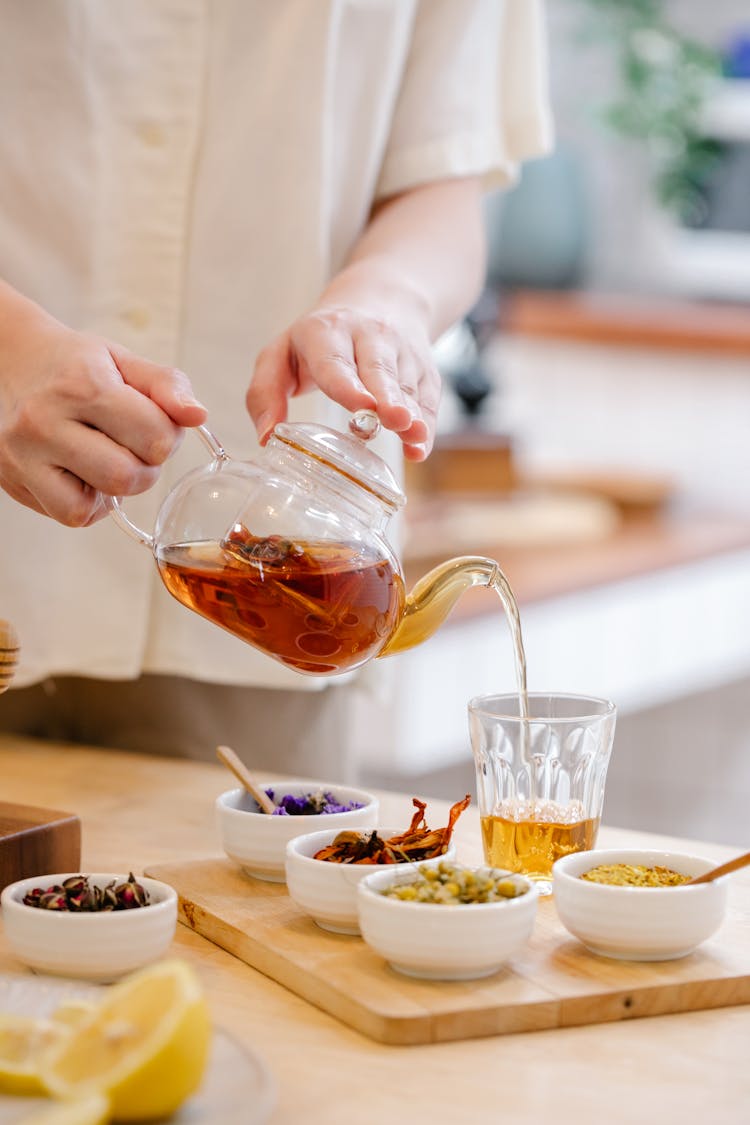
[0,292,207,526]
[246,297,440,461]
[246,177,488,461]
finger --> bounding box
[348,333,425,452]
[108,343,207,427]
[28,466,108,528]
[390,353,440,460]
[292,318,374,409]
[10,415,161,518]
[82,492,109,526]
[408,353,442,452]
[47,422,162,498]
[80,380,184,468]
[0,477,48,517]
[246,335,297,442]
[387,349,431,445]
[352,331,420,435]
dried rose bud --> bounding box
[101,883,120,910]
[126,873,149,907]
[39,892,68,911]
[62,876,88,896]
[67,888,96,911]
[115,883,136,907]
[22,873,150,912]
[113,873,149,909]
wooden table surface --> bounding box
[0,736,748,1124]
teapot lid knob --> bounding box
[273,412,405,511]
[348,409,380,442]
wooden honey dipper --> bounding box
[0,619,19,694]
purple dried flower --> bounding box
[265,788,365,816]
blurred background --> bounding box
[359,0,750,847]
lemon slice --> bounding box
[41,960,211,1122]
[0,1014,70,1096]
[19,1092,111,1125]
[51,1001,98,1030]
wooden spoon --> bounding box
[687,850,750,885]
[0,620,20,695]
[216,744,277,814]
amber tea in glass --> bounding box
[481,803,600,882]
[469,694,616,895]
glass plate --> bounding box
[0,974,276,1124]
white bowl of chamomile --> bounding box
[357,861,538,980]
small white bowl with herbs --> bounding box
[0,872,177,981]
[552,848,730,960]
[357,862,538,980]
[285,794,471,935]
[216,781,379,882]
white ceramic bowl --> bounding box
[216,781,379,883]
[285,828,458,935]
[553,848,729,960]
[357,865,538,980]
[0,872,178,981]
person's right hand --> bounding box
[0,289,207,526]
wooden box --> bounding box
[0,802,81,892]
[405,429,515,496]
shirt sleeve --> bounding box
[375,0,553,200]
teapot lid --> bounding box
[272,414,405,512]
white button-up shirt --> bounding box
[0,0,551,689]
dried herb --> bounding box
[581,863,690,887]
[380,862,529,904]
[313,795,471,864]
[223,524,306,566]
[264,788,366,816]
[22,873,150,911]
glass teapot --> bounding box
[107,411,501,676]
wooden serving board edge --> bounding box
[173,894,562,1045]
[146,858,750,1046]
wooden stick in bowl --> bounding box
[0,620,19,695]
[216,745,277,814]
[687,850,750,885]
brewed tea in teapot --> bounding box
[156,532,403,675]
[107,411,526,683]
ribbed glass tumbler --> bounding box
[469,693,617,895]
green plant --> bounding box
[574,0,724,224]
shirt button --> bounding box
[122,306,151,331]
[135,120,167,147]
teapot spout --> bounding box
[378,556,500,658]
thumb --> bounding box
[109,343,208,427]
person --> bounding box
[0,1,551,778]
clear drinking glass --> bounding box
[469,693,617,895]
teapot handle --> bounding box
[105,425,227,550]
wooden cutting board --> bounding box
[0,802,81,892]
[145,856,750,1045]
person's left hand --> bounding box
[246,301,440,461]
